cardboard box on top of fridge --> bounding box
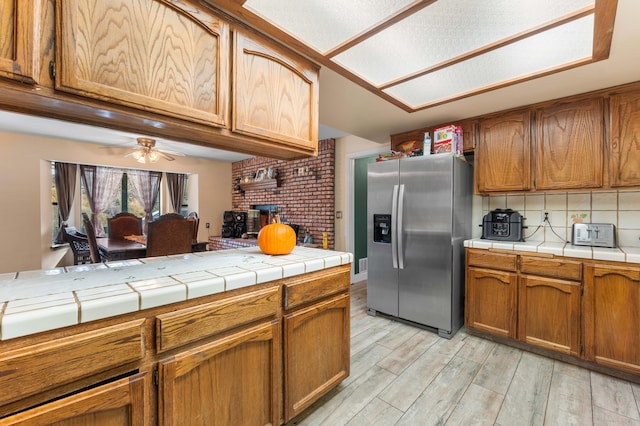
[433,125,462,155]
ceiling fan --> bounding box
[126,137,184,163]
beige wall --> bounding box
[334,135,385,252]
[0,131,232,274]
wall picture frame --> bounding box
[255,168,266,181]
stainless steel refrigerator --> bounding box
[367,154,472,338]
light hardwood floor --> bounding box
[286,281,640,426]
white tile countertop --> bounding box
[0,247,353,341]
[464,238,640,263]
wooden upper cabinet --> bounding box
[476,110,532,193]
[233,28,319,154]
[54,0,229,127]
[609,90,640,187]
[535,98,604,190]
[0,0,40,83]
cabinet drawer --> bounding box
[520,256,582,281]
[467,249,517,272]
[0,320,145,407]
[156,286,279,352]
[283,265,350,310]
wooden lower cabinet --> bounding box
[466,267,517,338]
[1,372,148,425]
[159,320,282,426]
[284,292,350,422]
[0,266,351,425]
[518,275,581,356]
[583,264,640,374]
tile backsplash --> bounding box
[474,190,640,247]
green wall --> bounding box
[353,156,378,274]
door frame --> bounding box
[346,147,386,283]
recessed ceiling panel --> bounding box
[333,0,594,86]
[383,15,594,108]
[243,0,415,53]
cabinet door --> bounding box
[476,110,531,192]
[1,373,147,425]
[55,0,229,126]
[159,320,281,426]
[518,275,581,356]
[609,90,640,187]
[284,292,350,422]
[466,267,517,338]
[535,98,603,190]
[583,264,640,374]
[233,29,319,154]
[459,119,476,153]
[0,0,40,83]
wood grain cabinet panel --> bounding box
[233,28,319,154]
[284,292,350,422]
[159,320,282,426]
[156,285,279,353]
[0,319,145,408]
[518,275,581,356]
[466,267,518,339]
[1,372,147,425]
[583,264,640,374]
[467,249,517,272]
[609,90,640,187]
[476,110,532,192]
[55,0,229,126]
[0,0,40,83]
[535,98,604,190]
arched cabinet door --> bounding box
[0,0,40,83]
[583,264,640,375]
[55,0,229,127]
[233,28,319,156]
[1,373,148,425]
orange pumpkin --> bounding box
[257,223,296,255]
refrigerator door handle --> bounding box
[391,184,399,269]
[397,184,405,269]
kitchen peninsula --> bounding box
[0,247,352,424]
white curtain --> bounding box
[127,169,162,232]
[80,165,123,236]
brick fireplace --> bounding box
[230,139,335,249]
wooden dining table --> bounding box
[97,237,147,261]
[98,235,208,261]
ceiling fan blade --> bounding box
[157,148,185,157]
[157,151,175,161]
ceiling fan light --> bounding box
[148,149,160,162]
[132,150,144,160]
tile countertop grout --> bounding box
[464,238,640,263]
[0,247,353,341]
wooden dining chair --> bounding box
[108,212,143,239]
[62,226,92,265]
[186,211,199,243]
[82,213,104,263]
[146,213,193,257]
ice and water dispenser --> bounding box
[373,214,392,243]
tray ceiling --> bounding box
[212,0,615,112]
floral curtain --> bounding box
[127,169,162,231]
[80,165,123,236]
[166,172,186,214]
[53,162,77,243]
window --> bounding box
[79,170,160,235]
[51,163,60,242]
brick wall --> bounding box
[231,139,335,248]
